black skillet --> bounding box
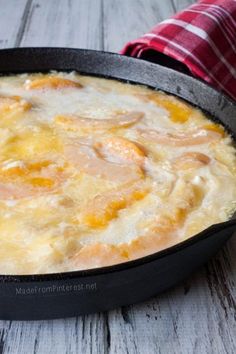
[0,48,235,320]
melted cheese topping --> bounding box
[0,71,235,274]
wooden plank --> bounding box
[2,315,109,354]
[103,0,197,53]
[0,0,28,48]
[173,0,196,12]
[104,253,236,354]
[103,0,176,52]
[18,0,102,49]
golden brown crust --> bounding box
[73,232,177,270]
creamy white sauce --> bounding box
[0,71,235,274]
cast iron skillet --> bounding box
[0,48,235,321]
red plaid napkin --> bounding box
[120,0,236,102]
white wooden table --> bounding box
[0,1,236,353]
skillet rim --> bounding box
[0,47,235,282]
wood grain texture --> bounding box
[103,0,177,52]
[0,0,236,353]
[0,0,28,48]
[18,0,103,49]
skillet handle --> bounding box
[139,50,191,76]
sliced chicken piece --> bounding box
[71,243,129,269]
[24,76,82,90]
[172,152,211,170]
[72,180,204,269]
[94,136,146,166]
[137,92,192,123]
[54,111,144,131]
[64,141,144,184]
[138,127,222,146]
[0,95,31,114]
[80,181,149,227]
[0,159,65,200]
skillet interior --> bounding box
[0,48,235,320]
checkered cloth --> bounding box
[120,0,236,101]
